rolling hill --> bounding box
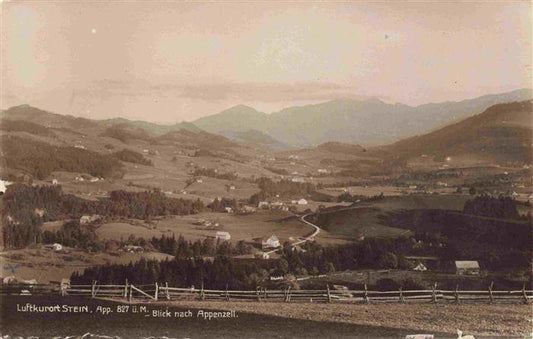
[384,100,533,164]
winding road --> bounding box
[265,213,321,254]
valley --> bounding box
[0,98,531,296]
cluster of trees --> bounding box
[1,184,206,248]
[100,125,153,143]
[70,236,417,288]
[249,178,315,204]
[192,168,237,180]
[207,197,237,212]
[463,195,521,220]
[336,192,384,203]
[278,237,415,276]
[384,207,531,270]
[264,167,289,175]
[42,220,102,251]
[2,136,123,179]
[150,234,252,258]
[112,149,153,166]
[71,256,275,290]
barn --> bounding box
[455,261,480,275]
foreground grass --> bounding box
[154,300,532,337]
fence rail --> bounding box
[2,281,531,304]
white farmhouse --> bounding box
[263,235,280,248]
[258,201,269,209]
[0,179,13,194]
[215,231,231,241]
[297,198,308,205]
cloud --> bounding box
[76,80,375,104]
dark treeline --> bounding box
[1,135,123,179]
[42,220,102,251]
[71,237,417,288]
[150,234,252,257]
[249,178,315,204]
[336,191,385,203]
[1,184,205,248]
[112,149,153,166]
[264,167,289,175]
[192,168,237,180]
[206,197,237,212]
[71,256,276,290]
[383,213,531,270]
[463,195,522,220]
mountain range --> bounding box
[192,89,532,147]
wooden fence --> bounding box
[3,281,530,304]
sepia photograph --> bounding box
[0,1,532,338]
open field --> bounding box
[155,300,532,337]
[96,210,314,245]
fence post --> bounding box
[364,284,369,304]
[128,284,133,302]
[154,282,159,302]
[431,282,437,303]
[522,282,528,304]
[399,286,404,303]
[200,281,205,300]
[264,287,267,301]
[91,280,96,298]
[165,282,170,300]
[327,284,331,303]
[225,283,230,301]
[488,281,494,304]
[287,286,292,302]
[455,284,460,304]
[124,279,128,299]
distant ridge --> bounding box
[193,89,532,147]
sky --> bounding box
[1,1,531,123]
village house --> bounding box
[0,179,12,195]
[224,207,233,213]
[455,261,480,275]
[123,245,144,253]
[239,205,256,214]
[80,215,101,224]
[413,263,427,271]
[270,201,284,210]
[262,235,280,249]
[215,231,231,241]
[258,201,269,209]
[317,169,328,174]
[254,252,270,260]
[291,177,305,183]
[52,179,59,185]
[34,208,45,218]
[297,198,308,205]
[44,243,63,251]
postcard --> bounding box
[0,1,531,338]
